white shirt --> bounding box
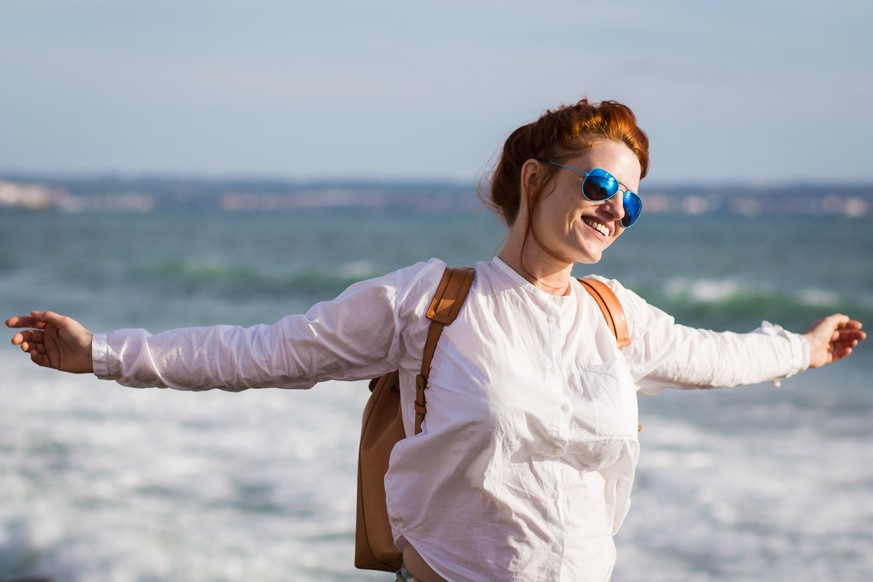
[92,257,809,581]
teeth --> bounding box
[584,218,609,237]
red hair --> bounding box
[485,99,649,226]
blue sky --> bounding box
[1,0,871,184]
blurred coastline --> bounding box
[1,175,871,218]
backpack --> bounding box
[354,267,630,572]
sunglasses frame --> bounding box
[547,161,642,228]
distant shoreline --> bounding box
[1,175,870,217]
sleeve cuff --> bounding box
[757,321,810,387]
[91,332,112,379]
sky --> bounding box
[1,0,872,185]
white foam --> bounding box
[664,277,743,303]
[3,351,872,580]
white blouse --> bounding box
[92,257,809,582]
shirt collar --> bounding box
[491,256,575,302]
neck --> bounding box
[498,232,574,297]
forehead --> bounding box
[566,141,642,189]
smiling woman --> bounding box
[6,98,865,582]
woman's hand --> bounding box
[6,311,94,373]
[803,314,866,369]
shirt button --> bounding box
[546,316,555,324]
[560,403,570,412]
[551,490,559,500]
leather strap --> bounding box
[579,277,630,350]
[427,268,475,324]
[415,268,475,434]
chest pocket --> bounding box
[575,356,639,439]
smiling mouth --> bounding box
[583,218,609,237]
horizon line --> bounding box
[2,171,873,190]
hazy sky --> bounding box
[2,0,871,184]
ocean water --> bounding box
[1,206,871,581]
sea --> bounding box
[1,200,871,581]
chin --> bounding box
[575,253,602,265]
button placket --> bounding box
[545,301,563,380]
[544,300,573,448]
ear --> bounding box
[520,159,545,199]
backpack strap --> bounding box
[579,277,630,350]
[580,277,640,431]
[414,267,475,434]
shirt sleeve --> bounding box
[603,280,810,395]
[91,259,445,391]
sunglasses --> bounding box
[547,161,642,228]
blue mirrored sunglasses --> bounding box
[547,161,642,228]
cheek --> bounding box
[532,188,588,232]
[531,194,562,225]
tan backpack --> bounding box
[354,267,630,572]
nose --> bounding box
[602,193,626,224]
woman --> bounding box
[7,99,865,582]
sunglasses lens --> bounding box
[581,169,618,201]
[621,193,643,228]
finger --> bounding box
[847,328,866,340]
[28,310,64,328]
[825,313,851,326]
[834,329,866,343]
[823,318,864,340]
[831,347,854,362]
[16,330,49,353]
[10,310,69,330]
[832,338,861,352]
[13,317,47,330]
[6,315,41,329]
[8,311,77,330]
[11,329,43,346]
